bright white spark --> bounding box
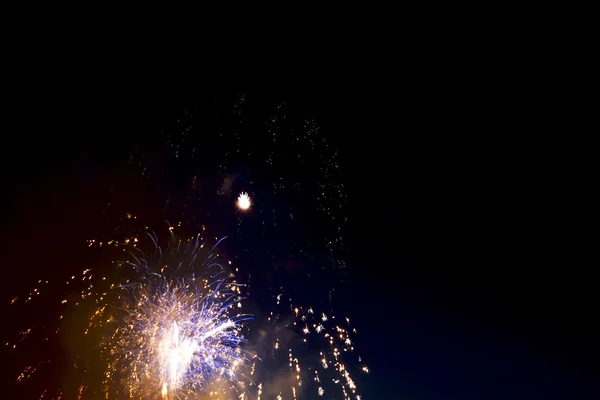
[160,322,198,391]
[237,192,251,211]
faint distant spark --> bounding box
[237,192,251,211]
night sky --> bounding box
[1,87,598,399]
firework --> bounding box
[236,192,252,211]
[5,226,254,399]
[105,274,251,398]
[249,293,368,400]
[94,230,253,399]
[6,224,368,399]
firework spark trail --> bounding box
[254,293,368,400]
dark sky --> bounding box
[1,85,598,399]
